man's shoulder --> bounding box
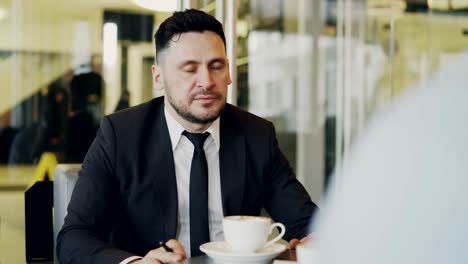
[107,96,164,124]
[222,104,273,132]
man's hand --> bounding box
[289,233,313,249]
[130,239,187,264]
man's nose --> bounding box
[196,67,215,89]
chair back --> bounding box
[53,164,81,259]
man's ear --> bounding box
[226,59,232,85]
[151,64,164,91]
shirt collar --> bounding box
[164,105,220,151]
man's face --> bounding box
[153,31,232,127]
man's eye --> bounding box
[183,67,197,73]
[211,63,225,70]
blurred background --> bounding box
[1,0,467,262]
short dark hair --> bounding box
[153,9,226,63]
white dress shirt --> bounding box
[120,106,224,263]
[165,107,225,256]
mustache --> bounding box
[191,92,223,100]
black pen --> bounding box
[159,241,173,252]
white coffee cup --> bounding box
[223,215,286,253]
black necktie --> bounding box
[183,130,210,257]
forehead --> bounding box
[162,31,226,63]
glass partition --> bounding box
[1,0,468,262]
[217,0,468,196]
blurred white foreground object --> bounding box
[316,52,468,264]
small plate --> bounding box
[200,241,287,264]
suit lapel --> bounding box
[219,106,246,216]
[149,100,178,240]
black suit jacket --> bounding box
[57,97,317,263]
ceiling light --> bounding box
[0,7,8,21]
[130,0,178,12]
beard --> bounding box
[167,92,226,124]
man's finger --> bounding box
[165,239,187,258]
[289,238,301,249]
[290,233,314,249]
[145,249,184,263]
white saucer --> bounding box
[200,241,287,264]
